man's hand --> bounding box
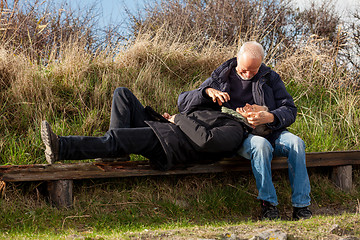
[163,112,176,124]
[236,103,273,127]
[246,111,274,127]
[236,103,268,117]
[205,88,230,106]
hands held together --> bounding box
[205,88,274,127]
[236,103,274,127]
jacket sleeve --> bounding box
[177,58,236,114]
[173,113,243,152]
[177,78,216,114]
[266,73,297,130]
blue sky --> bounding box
[97,0,144,26]
[95,0,358,26]
[16,0,360,27]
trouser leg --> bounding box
[109,87,150,129]
[59,127,165,162]
[274,131,311,207]
[237,134,278,205]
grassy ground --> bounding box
[0,168,360,239]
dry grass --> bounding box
[0,22,359,163]
[0,169,360,238]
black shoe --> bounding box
[41,120,59,164]
[293,206,312,220]
[261,200,280,220]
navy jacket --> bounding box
[177,58,297,144]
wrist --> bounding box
[267,112,275,123]
[202,87,211,99]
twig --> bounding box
[227,184,257,198]
[0,181,5,197]
[97,201,159,207]
[62,215,91,230]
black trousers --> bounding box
[59,87,166,162]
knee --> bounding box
[113,87,130,96]
[113,87,134,104]
[248,136,273,161]
[251,136,272,153]
[288,135,305,152]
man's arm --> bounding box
[264,73,297,129]
[178,58,237,113]
[177,77,217,113]
[177,86,230,114]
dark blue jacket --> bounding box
[177,58,297,144]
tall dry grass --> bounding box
[275,34,360,151]
[0,25,239,164]
[0,0,359,164]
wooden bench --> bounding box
[1,150,359,208]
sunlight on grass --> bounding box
[1,1,360,239]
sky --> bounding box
[98,0,144,26]
[96,0,359,26]
[295,0,359,22]
[296,0,359,11]
[14,0,360,27]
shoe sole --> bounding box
[41,120,56,164]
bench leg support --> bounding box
[47,180,73,208]
[331,165,352,192]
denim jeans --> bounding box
[59,87,166,163]
[237,131,311,207]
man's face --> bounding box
[235,53,262,80]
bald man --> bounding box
[177,41,312,220]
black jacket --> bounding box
[146,109,245,170]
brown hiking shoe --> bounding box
[41,120,59,164]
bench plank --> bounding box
[0,150,359,182]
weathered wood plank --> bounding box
[0,150,359,182]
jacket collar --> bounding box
[257,63,272,79]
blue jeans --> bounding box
[237,131,311,207]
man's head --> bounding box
[236,41,264,80]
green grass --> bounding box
[287,82,360,152]
[1,169,360,239]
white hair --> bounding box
[237,41,265,61]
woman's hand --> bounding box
[163,112,176,124]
